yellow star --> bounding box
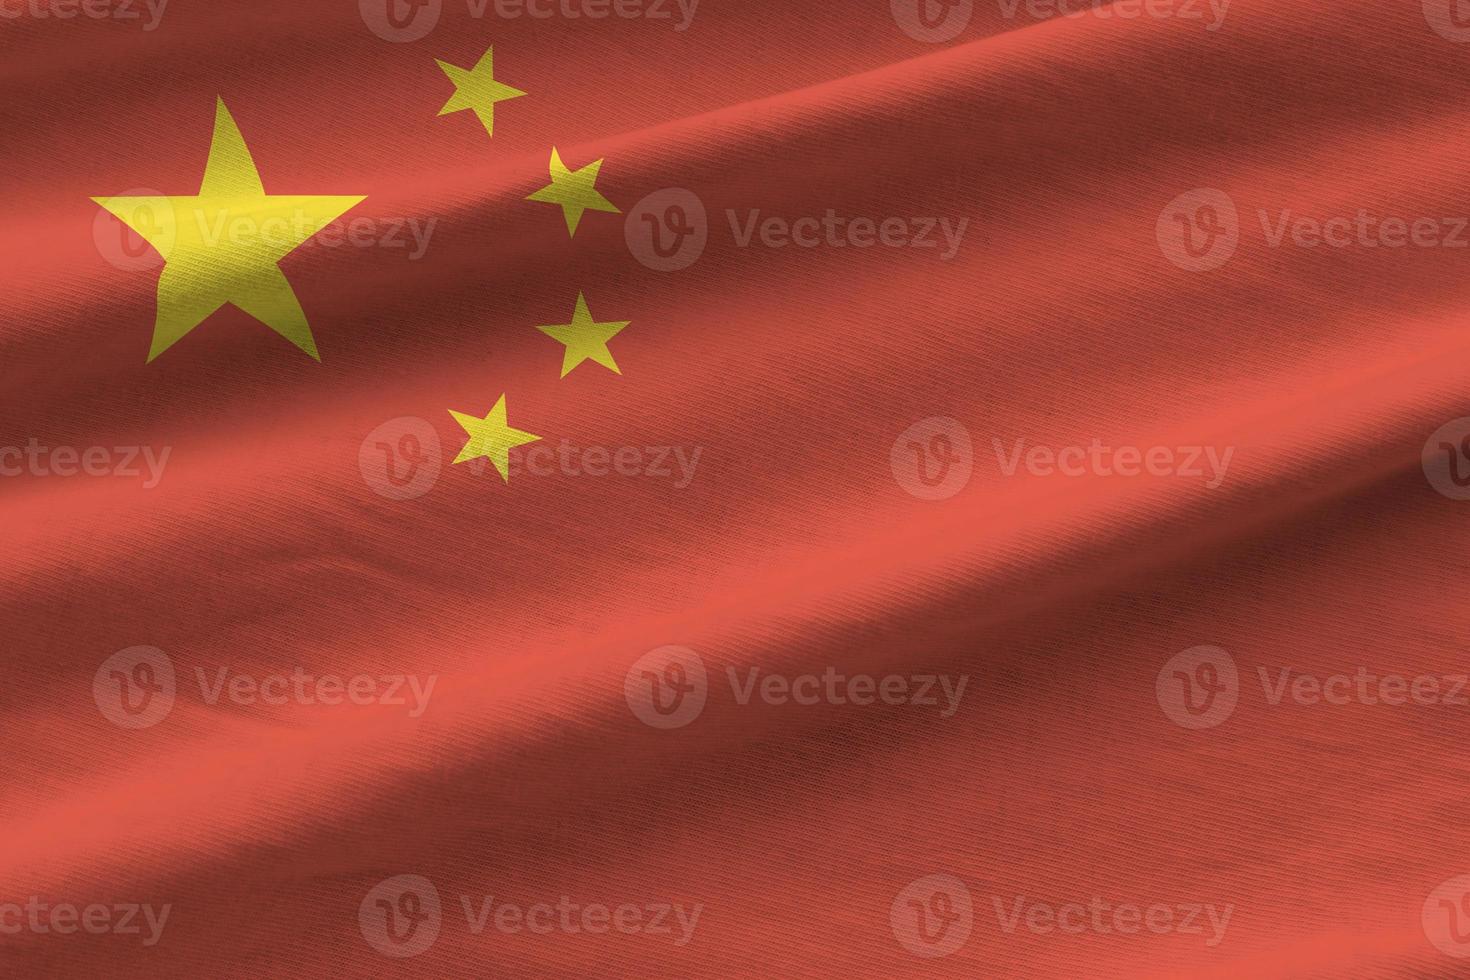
[449,395,541,483]
[526,148,619,236]
[92,98,365,362]
[436,47,526,137]
[537,293,629,378]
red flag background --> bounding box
[6,0,1470,975]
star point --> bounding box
[526,147,619,236]
[449,395,541,483]
[92,99,365,362]
[437,47,526,138]
[537,293,629,378]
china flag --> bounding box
[5,0,1470,976]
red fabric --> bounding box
[5,0,1470,975]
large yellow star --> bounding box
[537,293,629,378]
[436,47,525,137]
[92,98,365,362]
[449,395,541,483]
[526,148,619,236]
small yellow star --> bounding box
[449,395,541,483]
[526,148,619,236]
[92,98,365,362]
[436,47,526,137]
[537,293,629,378]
